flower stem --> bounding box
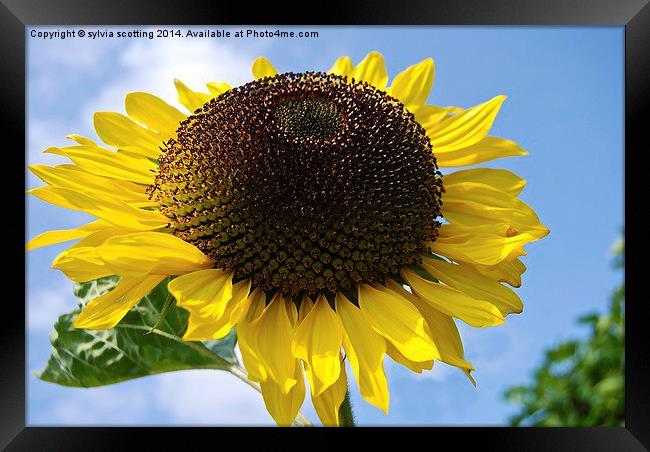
[338,386,356,427]
[228,364,314,427]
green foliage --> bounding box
[338,387,356,427]
[37,276,238,387]
[504,240,625,426]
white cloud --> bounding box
[28,34,120,109]
[27,277,76,332]
[26,118,83,167]
[29,34,117,70]
[82,37,264,117]
[44,385,150,425]
[28,32,269,171]
[460,324,529,376]
[34,369,277,426]
[154,370,274,425]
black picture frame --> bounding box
[3,0,646,449]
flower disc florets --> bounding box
[150,72,444,297]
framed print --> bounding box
[2,0,647,449]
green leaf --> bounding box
[545,341,578,362]
[73,275,120,301]
[577,313,599,325]
[36,276,238,388]
[594,375,623,395]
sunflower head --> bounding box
[150,71,443,298]
[28,50,549,427]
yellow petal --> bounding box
[251,57,278,79]
[29,164,150,205]
[96,231,213,277]
[298,296,314,323]
[401,268,504,327]
[358,283,439,362]
[443,168,526,197]
[51,228,134,282]
[73,275,165,329]
[435,136,528,168]
[197,279,253,339]
[66,134,97,146]
[292,295,343,396]
[37,162,148,196]
[94,112,163,159]
[260,362,305,426]
[174,79,212,113]
[68,227,132,249]
[178,278,249,341]
[44,144,157,185]
[431,223,535,266]
[27,219,112,251]
[328,56,353,79]
[125,92,186,140]
[472,258,527,288]
[249,294,298,393]
[422,257,523,315]
[28,186,168,231]
[28,186,76,210]
[384,279,474,372]
[311,358,348,426]
[286,300,298,327]
[415,105,463,128]
[352,51,388,89]
[388,58,434,108]
[237,288,268,382]
[52,246,113,282]
[167,268,234,336]
[168,269,233,312]
[442,182,549,239]
[427,96,506,154]
[206,81,231,97]
[335,293,389,413]
[385,341,433,373]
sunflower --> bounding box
[27,51,548,426]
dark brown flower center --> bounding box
[274,96,345,141]
[149,72,443,298]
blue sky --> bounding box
[26,26,624,426]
